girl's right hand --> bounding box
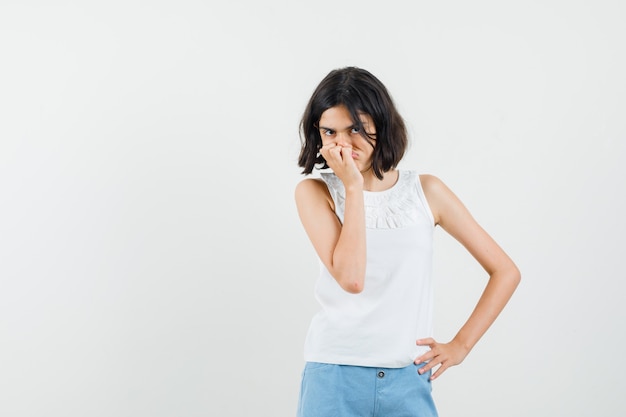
[320,144,363,190]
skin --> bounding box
[295,105,520,380]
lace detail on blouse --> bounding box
[321,170,421,229]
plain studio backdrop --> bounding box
[1,1,624,416]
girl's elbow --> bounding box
[490,263,520,288]
[341,279,364,294]
[330,264,365,294]
[333,270,365,294]
[509,264,521,287]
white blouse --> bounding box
[303,170,436,368]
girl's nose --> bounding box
[336,132,351,147]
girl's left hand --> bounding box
[414,338,469,381]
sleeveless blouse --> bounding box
[303,170,435,368]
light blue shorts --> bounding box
[297,362,438,417]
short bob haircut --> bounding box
[298,67,408,180]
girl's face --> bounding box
[318,105,376,172]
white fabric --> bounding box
[303,170,435,368]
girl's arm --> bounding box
[415,174,521,380]
[294,145,366,294]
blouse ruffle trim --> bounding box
[321,171,420,229]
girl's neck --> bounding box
[362,169,399,192]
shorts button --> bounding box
[377,371,385,378]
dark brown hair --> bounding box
[298,67,408,179]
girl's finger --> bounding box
[430,362,449,380]
[416,338,436,346]
[414,350,435,364]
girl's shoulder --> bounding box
[295,171,342,197]
[294,176,335,209]
[416,174,467,227]
[418,173,443,191]
[295,176,327,192]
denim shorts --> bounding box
[297,362,438,417]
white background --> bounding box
[1,1,625,416]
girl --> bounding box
[295,67,520,417]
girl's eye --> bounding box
[322,129,334,136]
[351,127,360,134]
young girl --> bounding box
[294,67,520,417]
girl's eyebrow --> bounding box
[318,124,358,131]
